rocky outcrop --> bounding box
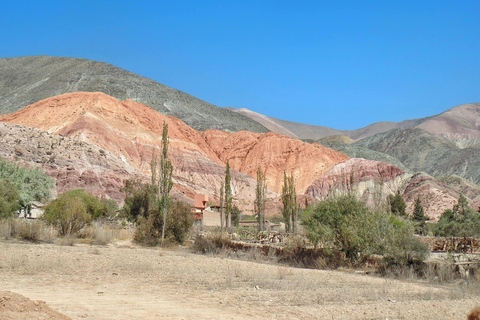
[401,173,462,221]
[202,130,349,193]
[305,158,476,220]
[0,122,138,204]
[305,158,408,205]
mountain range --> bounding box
[0,55,479,219]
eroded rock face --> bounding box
[306,158,407,205]
[0,122,139,204]
[202,130,349,193]
[305,158,475,220]
[0,92,353,213]
[401,173,462,221]
[0,93,282,213]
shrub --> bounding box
[134,200,195,246]
[165,200,194,244]
[42,189,107,235]
[192,232,232,254]
[0,179,20,219]
[303,195,428,267]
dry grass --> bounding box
[0,219,56,242]
[0,241,478,319]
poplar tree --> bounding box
[159,122,173,241]
[219,181,225,232]
[254,167,267,232]
[281,172,298,233]
[224,160,233,229]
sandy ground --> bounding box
[0,240,479,320]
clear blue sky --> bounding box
[1,1,479,130]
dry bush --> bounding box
[117,228,134,241]
[92,223,114,245]
[57,235,76,246]
[192,232,232,254]
[7,220,55,242]
[0,220,12,239]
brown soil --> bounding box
[0,290,70,320]
[0,240,478,320]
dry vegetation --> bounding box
[1,234,480,319]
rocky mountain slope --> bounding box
[0,92,350,214]
[0,56,267,133]
[232,103,480,144]
[0,122,139,203]
[353,128,480,185]
[305,158,472,220]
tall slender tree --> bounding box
[159,121,173,241]
[281,172,298,233]
[224,160,233,229]
[219,181,225,232]
[254,167,267,232]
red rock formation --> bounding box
[202,130,349,193]
[305,158,472,220]
[0,92,351,211]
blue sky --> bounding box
[1,1,479,129]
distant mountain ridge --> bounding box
[231,103,480,147]
[0,56,268,133]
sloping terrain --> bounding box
[353,128,480,185]
[0,56,267,133]
[202,130,349,193]
[318,140,409,171]
[0,92,351,213]
[232,103,480,145]
[304,159,470,220]
[0,122,139,203]
[0,92,263,212]
[416,103,480,147]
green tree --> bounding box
[453,193,470,215]
[158,122,174,241]
[231,205,241,227]
[412,196,427,235]
[281,172,298,233]
[0,179,21,219]
[224,160,233,229]
[122,179,157,222]
[254,167,267,231]
[434,194,480,237]
[165,200,194,244]
[0,156,55,216]
[388,193,406,217]
[219,181,225,232]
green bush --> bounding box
[0,179,21,219]
[133,199,195,246]
[303,195,428,267]
[166,200,194,244]
[42,189,107,235]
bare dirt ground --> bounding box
[0,240,479,320]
